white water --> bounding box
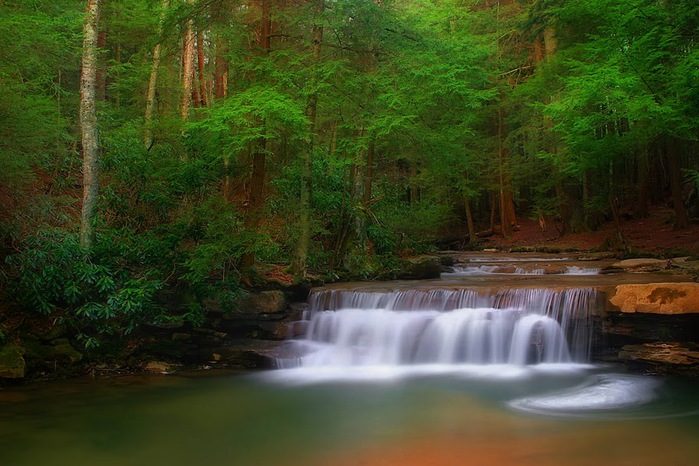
[444,265,600,276]
[509,374,663,415]
[280,288,597,369]
[273,285,665,415]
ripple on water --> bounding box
[508,374,662,417]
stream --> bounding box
[2,253,698,465]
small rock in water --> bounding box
[143,361,177,375]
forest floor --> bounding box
[479,206,699,257]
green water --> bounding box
[1,371,698,466]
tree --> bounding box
[80,0,101,250]
[291,1,324,277]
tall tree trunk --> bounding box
[214,20,231,199]
[490,192,497,231]
[144,0,168,149]
[409,163,419,204]
[196,30,207,107]
[464,196,477,245]
[113,28,120,109]
[555,181,570,237]
[635,147,649,218]
[292,21,323,277]
[667,137,688,229]
[214,36,228,100]
[363,136,375,205]
[582,169,591,228]
[96,28,107,101]
[80,0,100,250]
[497,106,516,237]
[241,0,272,268]
[181,3,195,121]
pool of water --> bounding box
[2,369,698,466]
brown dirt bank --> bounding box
[477,206,699,256]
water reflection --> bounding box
[1,372,699,466]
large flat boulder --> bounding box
[610,283,699,314]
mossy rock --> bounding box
[0,345,26,379]
[48,339,84,364]
[205,290,288,316]
[396,256,442,280]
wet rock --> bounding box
[28,324,67,342]
[0,345,26,379]
[603,258,671,273]
[172,333,192,342]
[213,346,276,369]
[237,290,287,314]
[206,290,288,316]
[143,361,178,374]
[602,312,699,343]
[49,339,83,364]
[396,256,442,280]
[610,283,699,314]
[618,342,699,376]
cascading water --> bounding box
[278,287,599,369]
[444,264,600,275]
[267,253,678,417]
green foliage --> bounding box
[3,0,699,361]
[3,229,208,347]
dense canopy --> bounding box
[1,0,698,345]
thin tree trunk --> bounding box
[667,137,688,229]
[80,0,100,250]
[409,163,419,204]
[582,168,596,229]
[181,4,195,121]
[363,136,375,205]
[144,0,168,150]
[635,147,649,218]
[329,120,338,157]
[464,196,477,245]
[241,0,272,268]
[113,41,121,108]
[497,106,515,237]
[292,21,323,277]
[490,192,497,231]
[214,20,231,199]
[555,182,570,237]
[214,35,228,100]
[196,30,207,107]
[609,193,628,252]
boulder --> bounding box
[396,256,442,280]
[610,283,699,314]
[603,258,670,273]
[48,339,83,364]
[206,290,288,316]
[236,290,287,314]
[0,345,26,379]
[618,342,699,376]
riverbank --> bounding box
[2,206,698,384]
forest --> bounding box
[1,0,698,349]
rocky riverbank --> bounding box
[2,252,699,382]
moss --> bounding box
[0,345,26,379]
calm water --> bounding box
[1,369,698,466]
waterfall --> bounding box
[279,287,600,369]
[444,265,600,276]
